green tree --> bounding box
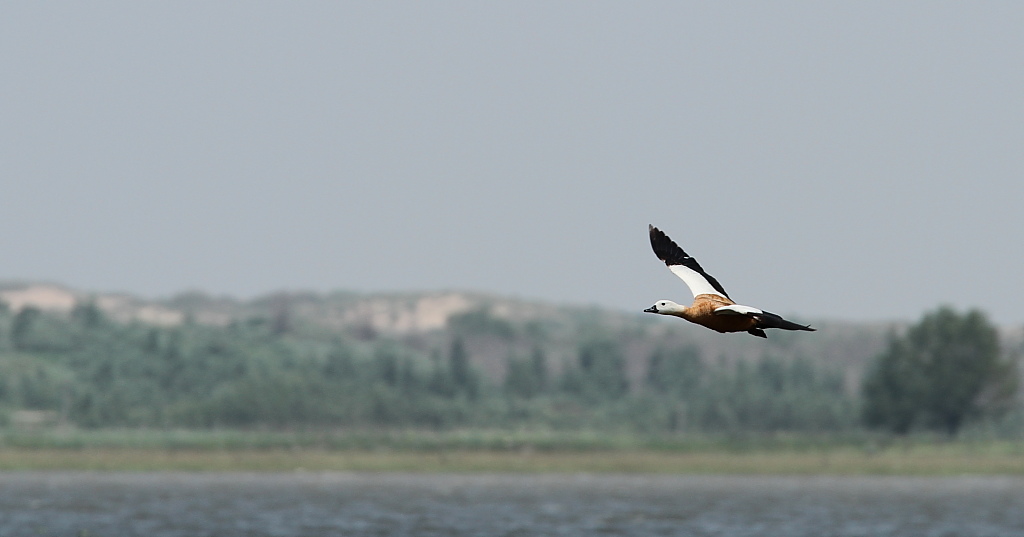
[374,345,400,387]
[861,336,926,434]
[504,347,548,398]
[270,294,292,336]
[10,306,40,351]
[566,338,628,401]
[448,336,479,399]
[646,345,703,396]
[531,346,548,391]
[861,307,1017,436]
[71,300,104,329]
[323,341,356,380]
[427,349,457,397]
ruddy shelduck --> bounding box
[644,225,815,338]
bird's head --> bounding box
[644,300,686,316]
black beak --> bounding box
[643,306,658,314]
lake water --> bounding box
[0,472,1022,536]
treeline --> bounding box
[0,300,1015,436]
[0,301,857,432]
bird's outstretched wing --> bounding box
[649,225,730,299]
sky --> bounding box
[1,3,1022,324]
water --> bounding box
[1,472,1022,536]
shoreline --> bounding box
[2,447,1024,474]
[1,429,1022,474]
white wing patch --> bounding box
[668,264,728,299]
[714,304,763,316]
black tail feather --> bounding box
[747,328,768,338]
[755,311,816,332]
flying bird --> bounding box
[644,225,815,338]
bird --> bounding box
[643,224,815,338]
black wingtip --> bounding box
[648,224,731,299]
[648,225,687,266]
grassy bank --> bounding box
[2,429,1024,474]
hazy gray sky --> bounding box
[1,3,1022,324]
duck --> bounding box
[644,225,815,338]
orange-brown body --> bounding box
[677,294,757,333]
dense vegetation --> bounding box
[861,307,1018,436]
[0,298,1014,437]
[0,300,856,432]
